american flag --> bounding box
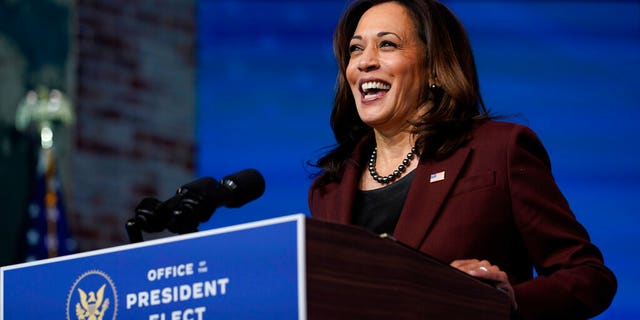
[21,148,75,261]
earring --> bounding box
[430,83,437,90]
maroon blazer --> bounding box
[309,121,616,319]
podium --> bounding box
[1,214,510,319]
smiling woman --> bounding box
[308,0,617,319]
[346,2,427,145]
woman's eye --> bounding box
[380,41,397,48]
[349,44,362,53]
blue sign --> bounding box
[1,214,307,319]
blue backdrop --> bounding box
[196,1,639,318]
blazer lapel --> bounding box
[394,147,471,248]
[323,136,372,224]
[325,158,360,224]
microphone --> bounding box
[127,169,265,241]
[221,168,267,208]
[168,169,265,233]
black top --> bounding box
[351,170,416,235]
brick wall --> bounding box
[73,0,195,250]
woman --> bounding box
[308,0,616,319]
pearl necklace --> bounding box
[368,146,416,184]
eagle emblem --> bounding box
[75,284,110,320]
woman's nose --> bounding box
[357,48,379,72]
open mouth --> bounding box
[360,80,391,100]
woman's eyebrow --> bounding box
[377,31,401,39]
[351,31,401,40]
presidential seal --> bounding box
[66,270,118,320]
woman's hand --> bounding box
[450,259,517,310]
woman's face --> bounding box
[346,1,427,134]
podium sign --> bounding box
[1,214,307,320]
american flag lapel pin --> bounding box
[429,171,445,183]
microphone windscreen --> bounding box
[222,168,266,208]
[180,177,218,194]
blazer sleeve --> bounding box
[507,125,616,319]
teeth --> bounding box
[361,81,391,93]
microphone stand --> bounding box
[125,218,144,243]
